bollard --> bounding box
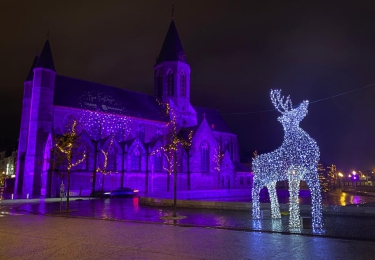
[11,194,14,200]
[27,193,29,199]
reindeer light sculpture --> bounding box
[252,90,323,229]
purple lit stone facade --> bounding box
[15,21,251,198]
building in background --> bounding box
[15,18,250,198]
[0,150,17,191]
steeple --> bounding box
[25,53,39,82]
[154,18,197,127]
[35,38,55,71]
[156,20,186,65]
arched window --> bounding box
[177,148,184,172]
[224,140,229,153]
[200,141,209,172]
[107,146,116,171]
[156,72,163,98]
[155,127,162,139]
[63,114,76,133]
[137,124,145,142]
[43,138,52,171]
[180,71,186,97]
[154,151,162,172]
[131,147,141,171]
[167,71,174,96]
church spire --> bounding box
[35,38,56,71]
[172,2,175,20]
[25,53,39,82]
[156,20,186,65]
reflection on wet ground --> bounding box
[201,189,375,206]
[17,197,375,241]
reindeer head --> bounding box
[270,89,309,129]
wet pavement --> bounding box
[2,213,375,260]
[6,197,375,241]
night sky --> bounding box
[1,1,375,173]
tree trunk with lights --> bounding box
[52,120,86,212]
[173,149,177,217]
[66,168,71,211]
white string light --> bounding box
[252,90,323,230]
[78,110,132,141]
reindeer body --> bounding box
[252,90,323,230]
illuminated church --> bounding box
[15,19,250,197]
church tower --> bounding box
[15,53,38,194]
[22,38,56,196]
[154,19,197,127]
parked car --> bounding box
[104,187,139,197]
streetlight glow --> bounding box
[338,172,343,177]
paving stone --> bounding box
[11,198,375,241]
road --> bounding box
[0,213,374,260]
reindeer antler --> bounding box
[270,89,293,113]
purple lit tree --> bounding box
[79,110,132,193]
[79,110,131,142]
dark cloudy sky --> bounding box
[1,0,375,173]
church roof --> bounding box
[35,39,56,71]
[234,162,251,173]
[193,106,232,133]
[25,54,39,81]
[54,75,168,122]
[53,75,232,134]
[156,20,187,64]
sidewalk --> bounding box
[2,213,375,260]
[10,197,375,241]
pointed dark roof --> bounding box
[25,54,39,81]
[156,20,187,64]
[35,39,55,71]
[234,162,251,172]
[193,106,232,133]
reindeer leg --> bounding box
[288,174,301,228]
[267,181,281,219]
[252,181,261,219]
[306,173,323,230]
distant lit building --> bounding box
[15,19,250,198]
[0,150,17,189]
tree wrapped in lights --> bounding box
[162,149,174,192]
[252,150,258,161]
[213,142,224,188]
[96,135,117,195]
[252,90,323,230]
[318,163,329,193]
[327,164,337,190]
[79,110,131,193]
[53,120,86,211]
[152,101,193,217]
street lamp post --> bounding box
[338,172,343,190]
[352,171,357,192]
